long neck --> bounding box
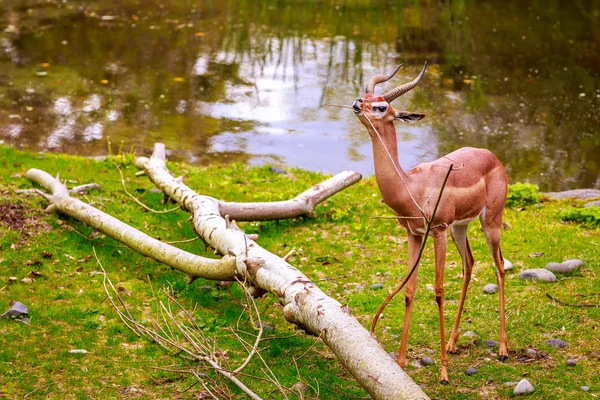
[368,122,409,206]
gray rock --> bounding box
[1,301,28,318]
[421,356,434,366]
[544,259,583,273]
[425,284,434,291]
[584,200,600,208]
[465,367,477,376]
[526,348,537,355]
[543,189,600,200]
[581,386,590,392]
[483,283,499,294]
[503,259,514,270]
[484,339,499,347]
[566,358,577,366]
[411,360,423,369]
[388,352,398,361]
[504,381,518,387]
[514,378,535,395]
[546,339,567,348]
[519,268,557,282]
[269,166,287,174]
[370,283,383,290]
[462,331,476,338]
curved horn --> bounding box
[382,61,427,103]
[365,64,403,94]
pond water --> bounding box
[1,0,599,191]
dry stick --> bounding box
[114,162,179,214]
[24,382,55,399]
[546,293,599,308]
[370,164,454,333]
[99,263,265,400]
[232,279,264,375]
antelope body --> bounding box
[352,64,508,383]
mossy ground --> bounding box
[0,145,598,399]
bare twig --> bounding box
[114,162,180,214]
[546,293,599,308]
[24,382,55,399]
[371,164,454,333]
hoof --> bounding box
[446,349,458,355]
[440,380,449,385]
[499,355,508,362]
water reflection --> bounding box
[0,0,598,190]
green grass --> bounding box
[0,144,598,399]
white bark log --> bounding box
[26,168,238,281]
[138,144,429,400]
[135,157,362,222]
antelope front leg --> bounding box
[397,234,422,368]
[446,224,474,353]
[433,230,450,384]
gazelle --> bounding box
[351,63,508,383]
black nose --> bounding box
[352,100,361,113]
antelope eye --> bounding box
[376,106,387,112]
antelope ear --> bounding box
[394,111,425,124]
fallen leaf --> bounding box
[173,77,185,82]
[41,62,50,68]
[195,32,206,37]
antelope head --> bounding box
[352,63,427,136]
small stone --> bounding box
[462,331,476,338]
[514,378,534,395]
[566,358,577,366]
[562,259,584,269]
[411,360,423,369]
[544,259,583,273]
[581,386,590,392]
[526,348,537,355]
[425,284,434,291]
[503,259,513,270]
[148,188,161,193]
[546,339,567,348]
[421,356,434,366]
[483,284,499,294]
[504,381,518,387]
[519,268,557,282]
[584,200,600,208]
[466,367,477,375]
[370,283,383,290]
[69,349,88,354]
[21,277,33,284]
[388,352,398,361]
[484,339,499,347]
[269,166,287,174]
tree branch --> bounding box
[136,143,429,400]
[26,168,239,282]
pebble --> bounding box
[462,331,476,338]
[370,283,383,290]
[566,358,577,366]
[425,283,434,291]
[526,348,537,355]
[514,378,535,395]
[546,339,568,348]
[69,349,88,354]
[484,339,499,347]
[421,356,434,366]
[581,386,590,392]
[544,259,583,273]
[504,381,518,387]
[465,367,477,376]
[388,352,398,361]
[269,166,287,174]
[483,283,499,294]
[503,259,513,270]
[519,268,557,282]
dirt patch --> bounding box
[0,202,27,230]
